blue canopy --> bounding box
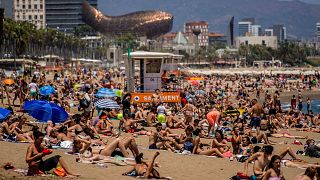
[40,85,55,96]
[95,88,116,98]
[0,108,11,122]
[23,100,68,123]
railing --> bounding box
[133,76,185,92]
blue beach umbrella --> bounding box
[0,108,11,121]
[95,99,120,109]
[40,85,55,96]
[95,88,116,98]
[23,100,68,123]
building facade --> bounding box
[251,25,262,36]
[273,25,287,42]
[317,22,320,41]
[184,21,209,47]
[46,0,97,31]
[265,28,274,36]
[238,21,252,36]
[0,0,13,18]
[236,36,278,49]
[13,0,45,29]
[208,33,227,46]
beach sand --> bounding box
[0,128,319,180]
[0,71,319,179]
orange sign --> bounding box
[186,77,204,81]
[131,92,181,103]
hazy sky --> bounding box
[282,0,320,4]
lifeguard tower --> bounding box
[123,51,182,93]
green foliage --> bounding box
[238,41,319,66]
[115,33,139,50]
[1,18,109,60]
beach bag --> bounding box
[183,141,194,152]
[53,167,66,177]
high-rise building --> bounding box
[238,21,252,36]
[273,25,287,42]
[0,0,13,18]
[265,28,274,36]
[46,0,97,32]
[251,25,262,36]
[316,22,320,40]
[228,16,234,46]
[184,21,209,47]
[13,0,45,29]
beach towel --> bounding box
[60,140,73,149]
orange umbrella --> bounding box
[2,79,14,85]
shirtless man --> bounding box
[152,89,161,106]
[148,123,179,151]
[245,145,299,179]
[248,99,264,135]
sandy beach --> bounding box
[0,69,319,180]
[0,127,319,180]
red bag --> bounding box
[237,172,249,179]
[42,148,52,156]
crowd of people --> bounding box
[0,67,319,179]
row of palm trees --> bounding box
[0,19,110,61]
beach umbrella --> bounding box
[0,108,11,121]
[2,79,14,85]
[39,85,55,96]
[95,88,116,98]
[23,100,68,123]
[95,99,120,109]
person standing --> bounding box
[206,107,221,137]
[306,97,312,114]
[28,79,38,100]
[291,95,297,111]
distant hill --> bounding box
[98,0,320,38]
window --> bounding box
[40,15,43,19]
[40,4,43,9]
[262,40,266,46]
[34,4,37,9]
[22,5,25,8]
[28,4,31,9]
[34,15,37,19]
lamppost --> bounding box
[192,28,201,64]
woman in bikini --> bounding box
[122,152,170,179]
[211,129,230,154]
[182,99,196,125]
[262,155,284,180]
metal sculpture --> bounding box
[82,1,173,38]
